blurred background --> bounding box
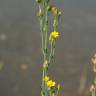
[0,0,96,96]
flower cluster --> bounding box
[43,76,56,88]
[43,76,60,90]
[43,76,60,96]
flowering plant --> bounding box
[36,0,62,96]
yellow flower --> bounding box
[43,76,49,82]
[51,81,56,86]
[47,80,56,88]
[49,31,60,41]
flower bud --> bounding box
[37,9,43,17]
[58,11,62,16]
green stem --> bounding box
[41,1,49,96]
[52,41,56,63]
[38,3,46,96]
[38,4,44,55]
[40,19,44,53]
[53,16,59,31]
[44,2,48,59]
[48,15,59,65]
[48,40,56,67]
[48,41,53,64]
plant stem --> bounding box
[53,16,58,32]
[48,41,53,64]
[41,0,49,95]
[38,2,46,96]
[38,4,44,55]
[44,1,48,59]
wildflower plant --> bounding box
[36,0,62,96]
[90,54,96,96]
